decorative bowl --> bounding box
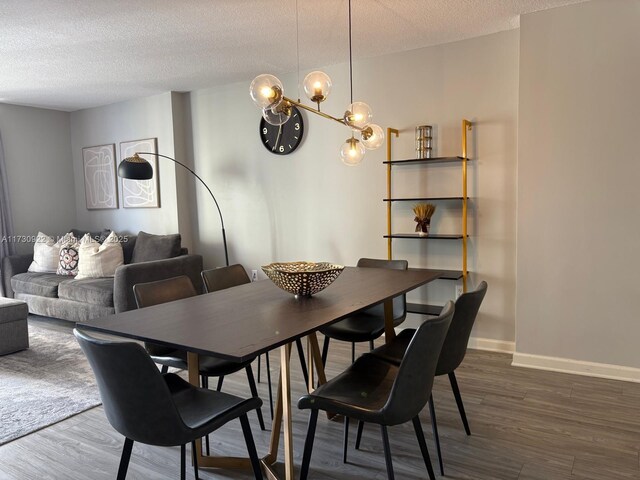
[262,261,345,297]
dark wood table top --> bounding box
[78,267,442,362]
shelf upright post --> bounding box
[386,128,400,260]
[461,119,473,292]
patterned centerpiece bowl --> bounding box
[262,261,345,298]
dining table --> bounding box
[78,265,442,480]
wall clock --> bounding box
[259,106,304,155]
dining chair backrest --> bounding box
[436,281,488,376]
[74,329,186,446]
[133,275,198,356]
[357,258,408,325]
[201,264,250,293]
[382,301,454,425]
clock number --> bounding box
[262,127,268,135]
[279,145,285,153]
[294,123,300,131]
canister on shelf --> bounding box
[415,125,433,158]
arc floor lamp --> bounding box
[117,152,229,267]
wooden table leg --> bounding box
[383,298,396,344]
[261,343,293,479]
[187,352,252,470]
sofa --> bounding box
[1,230,204,323]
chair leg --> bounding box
[355,420,364,450]
[257,353,262,383]
[180,444,186,480]
[116,438,133,480]
[245,365,266,431]
[191,441,199,480]
[343,416,350,463]
[449,371,471,435]
[200,375,208,389]
[239,414,264,480]
[205,433,210,456]
[428,395,444,476]
[412,416,436,480]
[321,335,330,367]
[265,352,274,419]
[380,425,395,480]
[351,342,356,364]
[216,376,224,391]
[296,338,309,386]
[160,365,168,374]
[300,410,319,480]
[369,339,375,350]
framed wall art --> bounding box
[119,138,160,208]
[82,144,118,210]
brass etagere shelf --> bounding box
[386,120,473,315]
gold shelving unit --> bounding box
[385,119,473,307]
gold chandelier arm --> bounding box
[283,96,366,133]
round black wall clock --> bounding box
[259,106,304,155]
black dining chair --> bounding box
[320,258,408,365]
[133,275,266,456]
[297,302,454,480]
[74,329,264,480]
[201,264,312,420]
[358,281,488,475]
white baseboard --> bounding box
[512,352,640,383]
[467,336,515,354]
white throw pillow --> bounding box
[76,231,124,279]
[28,232,72,273]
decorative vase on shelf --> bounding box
[413,203,436,237]
[415,219,430,236]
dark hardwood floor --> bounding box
[1,316,639,479]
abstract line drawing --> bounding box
[120,138,160,208]
[82,144,118,210]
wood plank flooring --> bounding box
[1,316,639,479]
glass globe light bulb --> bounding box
[250,74,284,109]
[361,124,385,150]
[340,137,365,166]
[344,102,373,130]
[303,71,332,103]
[262,105,291,126]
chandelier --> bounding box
[248,0,384,166]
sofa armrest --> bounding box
[113,254,204,313]
[1,254,33,298]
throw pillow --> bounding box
[28,232,73,273]
[57,235,80,276]
[76,231,124,279]
[69,228,111,243]
[131,231,182,263]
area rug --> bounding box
[0,322,101,445]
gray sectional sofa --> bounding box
[1,231,203,323]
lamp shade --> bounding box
[118,153,153,180]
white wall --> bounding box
[516,0,640,367]
[0,103,75,254]
[69,92,180,236]
[188,29,519,342]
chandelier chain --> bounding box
[348,0,353,104]
[296,0,301,102]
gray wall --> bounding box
[69,92,180,236]
[0,103,75,254]
[188,29,519,342]
[516,0,640,366]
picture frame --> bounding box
[82,144,118,210]
[119,138,160,208]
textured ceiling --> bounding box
[0,0,588,111]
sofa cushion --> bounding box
[58,278,114,307]
[11,272,68,298]
[121,235,137,264]
[131,231,182,263]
